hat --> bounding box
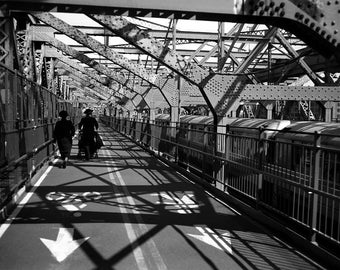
[84,108,93,115]
[59,110,68,118]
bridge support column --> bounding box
[170,106,179,137]
[215,115,230,191]
[266,103,274,119]
[324,102,336,122]
[149,101,156,122]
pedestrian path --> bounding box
[0,126,326,269]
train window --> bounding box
[191,125,204,144]
[321,152,340,192]
[207,127,214,146]
[179,123,188,138]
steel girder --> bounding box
[234,84,340,101]
[53,25,302,44]
[89,15,340,117]
[43,46,122,100]
[1,5,338,118]
[275,31,322,85]
[31,31,143,99]
[58,69,116,103]
[43,46,109,86]
[31,12,157,85]
[24,24,338,81]
[55,62,113,100]
[233,27,278,74]
[3,0,340,56]
[29,15,171,111]
[89,14,238,116]
[0,17,14,68]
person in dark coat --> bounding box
[53,110,75,168]
[78,108,98,160]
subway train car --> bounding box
[269,121,340,239]
[177,115,215,177]
[273,121,340,191]
[114,113,340,248]
[106,113,340,245]
[154,114,293,179]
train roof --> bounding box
[155,114,292,131]
[155,114,170,121]
[180,115,214,125]
[276,121,340,147]
[229,118,292,130]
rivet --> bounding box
[334,29,338,34]
[331,21,335,25]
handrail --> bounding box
[0,139,55,174]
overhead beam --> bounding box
[4,0,340,55]
[239,84,340,101]
[31,12,157,85]
[55,61,116,100]
[89,14,340,117]
[31,30,142,97]
[30,12,171,111]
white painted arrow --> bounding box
[188,226,232,254]
[40,228,89,262]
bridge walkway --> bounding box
[0,125,326,270]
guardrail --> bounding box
[0,64,81,210]
[101,115,340,259]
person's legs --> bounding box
[60,154,66,168]
[63,157,68,168]
[84,145,90,160]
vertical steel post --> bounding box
[310,131,321,243]
[224,125,230,192]
[256,127,264,209]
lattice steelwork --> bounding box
[0,18,9,64]
[0,0,339,120]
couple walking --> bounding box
[53,108,98,168]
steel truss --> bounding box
[0,0,339,121]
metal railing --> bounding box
[101,115,340,254]
[0,64,81,209]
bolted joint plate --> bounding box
[242,0,340,53]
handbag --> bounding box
[95,132,104,149]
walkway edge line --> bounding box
[0,163,54,239]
